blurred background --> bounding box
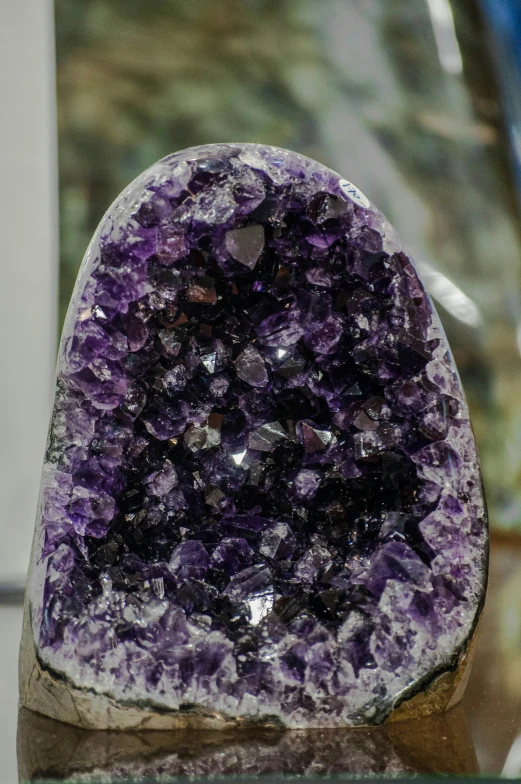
[3,0,521,778]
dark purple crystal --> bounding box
[28,144,487,727]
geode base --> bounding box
[21,143,487,729]
[19,607,478,730]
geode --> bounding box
[20,143,487,729]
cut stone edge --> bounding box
[385,618,481,723]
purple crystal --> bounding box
[169,541,209,583]
[26,143,487,728]
[235,345,268,387]
[211,537,254,575]
[225,224,265,269]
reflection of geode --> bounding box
[18,706,478,780]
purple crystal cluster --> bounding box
[30,144,487,727]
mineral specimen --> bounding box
[20,143,487,729]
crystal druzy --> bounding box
[26,143,487,727]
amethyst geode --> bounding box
[22,144,487,728]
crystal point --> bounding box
[21,143,487,731]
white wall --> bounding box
[0,0,57,584]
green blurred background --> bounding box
[55,0,521,532]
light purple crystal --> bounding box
[26,143,487,728]
[225,225,265,269]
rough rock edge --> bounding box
[19,604,480,730]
